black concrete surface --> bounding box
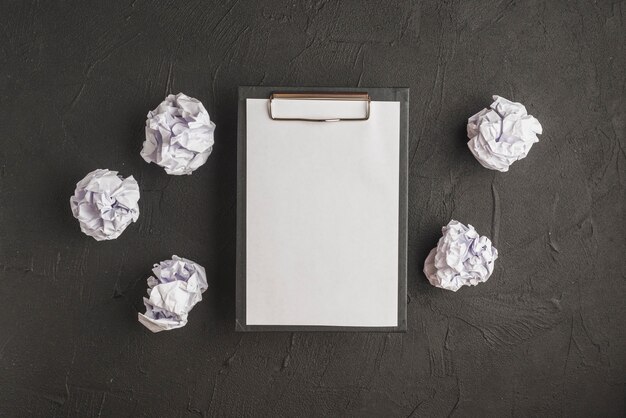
[1,1,624,417]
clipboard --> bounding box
[237,86,409,332]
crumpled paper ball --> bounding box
[69,169,140,241]
[423,220,498,291]
[138,255,208,333]
[141,92,216,175]
[467,95,542,172]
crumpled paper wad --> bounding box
[138,255,208,333]
[467,95,542,172]
[141,92,216,175]
[424,220,498,291]
[69,169,140,241]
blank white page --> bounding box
[246,98,400,327]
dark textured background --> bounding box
[1,0,624,417]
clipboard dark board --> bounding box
[236,86,409,332]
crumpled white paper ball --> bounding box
[69,169,140,241]
[138,255,208,333]
[141,92,216,175]
[423,220,498,292]
[467,95,542,172]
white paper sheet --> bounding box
[246,98,400,327]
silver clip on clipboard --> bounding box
[268,92,371,122]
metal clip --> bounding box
[268,92,371,122]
